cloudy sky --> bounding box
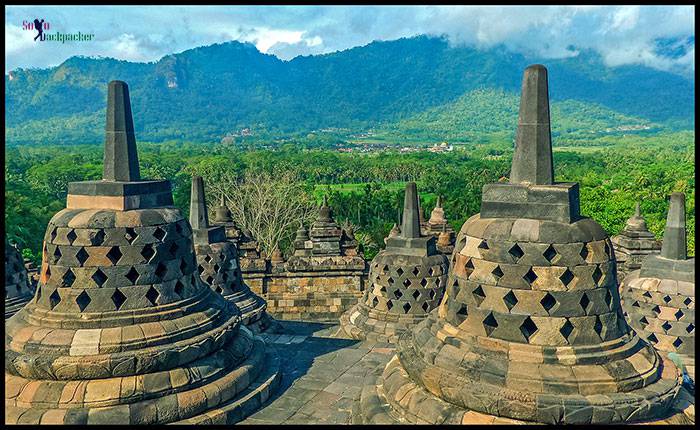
[5,5,695,76]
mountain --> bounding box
[5,36,695,146]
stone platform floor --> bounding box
[239,321,694,425]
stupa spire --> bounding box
[510,64,554,185]
[634,201,641,217]
[103,80,140,182]
[401,182,421,238]
[660,192,687,260]
[190,175,209,230]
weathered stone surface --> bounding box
[4,81,279,424]
[612,202,662,280]
[358,65,682,425]
[5,241,35,319]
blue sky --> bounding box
[5,5,695,76]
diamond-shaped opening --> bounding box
[153,227,166,241]
[402,302,411,314]
[579,293,591,313]
[420,278,428,287]
[386,300,393,310]
[632,301,641,308]
[492,265,504,280]
[205,275,214,285]
[457,304,468,318]
[174,280,184,297]
[382,264,389,272]
[91,230,106,246]
[434,277,440,286]
[520,316,538,341]
[592,266,603,285]
[387,277,394,285]
[559,319,575,341]
[473,285,486,306]
[145,286,160,306]
[661,321,673,332]
[379,285,387,293]
[674,309,684,320]
[523,268,538,284]
[478,240,489,250]
[76,247,89,266]
[543,245,558,263]
[429,289,436,300]
[593,316,604,338]
[503,290,518,311]
[559,269,575,287]
[403,278,412,287]
[53,246,62,263]
[169,242,179,256]
[215,286,223,294]
[125,267,139,284]
[541,292,557,314]
[141,244,155,262]
[91,269,108,287]
[604,289,613,309]
[372,296,379,307]
[643,291,652,298]
[49,289,61,309]
[198,265,205,275]
[647,333,658,344]
[125,227,138,244]
[66,229,77,245]
[428,267,435,276]
[651,304,660,314]
[106,246,123,265]
[155,262,168,280]
[412,290,421,300]
[76,290,91,312]
[422,302,430,312]
[663,295,672,304]
[579,244,589,261]
[394,289,403,299]
[213,263,220,273]
[639,316,649,326]
[672,337,683,348]
[508,243,524,261]
[204,255,212,263]
[62,268,76,287]
[686,323,695,333]
[179,259,188,274]
[50,227,58,242]
[111,288,127,310]
[683,297,693,306]
[482,312,498,336]
[412,267,420,276]
[396,267,404,276]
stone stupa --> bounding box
[425,196,455,254]
[5,81,280,424]
[340,182,449,343]
[621,193,695,381]
[5,241,35,319]
[189,175,275,333]
[356,65,682,425]
[211,193,242,244]
[611,202,662,280]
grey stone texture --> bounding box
[4,81,280,424]
[340,182,449,343]
[425,196,456,255]
[103,80,139,182]
[5,241,35,319]
[211,194,243,245]
[189,176,275,333]
[621,193,695,381]
[358,65,683,425]
[611,202,661,280]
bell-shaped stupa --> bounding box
[612,202,662,280]
[356,65,681,425]
[426,196,455,254]
[621,193,695,381]
[340,182,448,342]
[5,81,280,424]
[211,193,242,244]
[189,176,274,333]
[5,241,35,319]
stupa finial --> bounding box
[401,182,422,239]
[510,64,554,185]
[103,80,140,182]
[190,176,210,230]
[660,193,687,260]
[634,201,641,217]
